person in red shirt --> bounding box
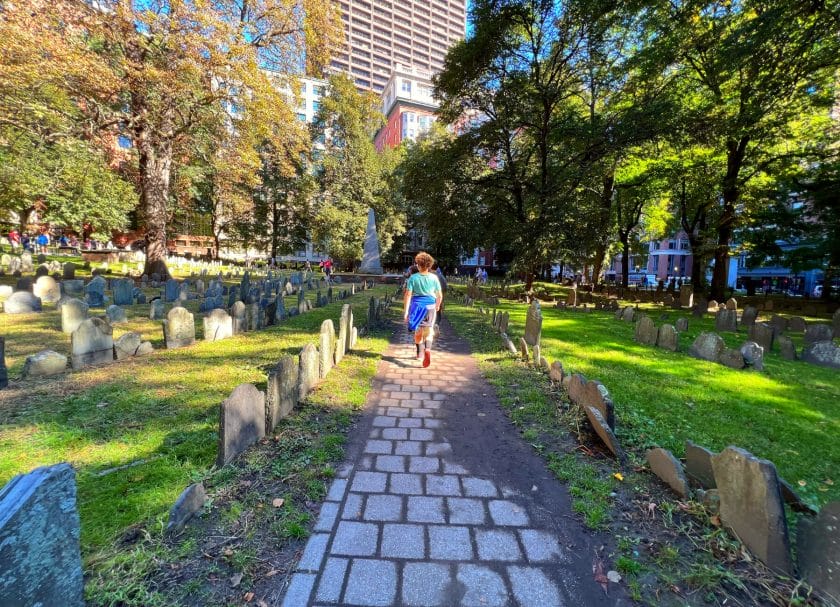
[8,229,21,251]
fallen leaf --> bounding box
[230,572,243,588]
[243,591,254,602]
[825,479,834,485]
[798,480,807,487]
[710,515,721,527]
[613,472,624,482]
[592,557,608,594]
[272,498,285,508]
[607,570,622,583]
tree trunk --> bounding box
[620,234,630,288]
[591,244,607,287]
[138,136,173,278]
[710,139,747,300]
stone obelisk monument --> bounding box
[359,208,383,274]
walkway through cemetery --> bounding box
[279,323,625,607]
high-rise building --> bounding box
[374,64,438,150]
[330,0,467,93]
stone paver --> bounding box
[280,321,619,606]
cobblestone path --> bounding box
[280,323,623,607]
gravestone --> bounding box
[725,298,737,311]
[164,279,180,303]
[70,318,114,369]
[711,446,793,573]
[739,341,764,371]
[620,306,635,322]
[656,324,678,352]
[230,301,247,334]
[0,463,84,607]
[787,316,807,333]
[532,344,541,369]
[689,332,725,362]
[275,296,286,323]
[298,344,319,400]
[715,309,738,332]
[679,285,693,308]
[34,266,48,279]
[22,350,68,378]
[647,448,689,497]
[319,319,336,378]
[804,324,833,346]
[63,262,76,279]
[149,299,165,320]
[342,304,354,353]
[248,302,262,331]
[166,483,206,535]
[84,276,107,307]
[266,356,299,430]
[351,326,358,349]
[113,332,141,360]
[778,335,796,360]
[634,316,657,346]
[3,291,42,314]
[20,252,34,272]
[675,317,688,332]
[518,337,530,362]
[582,405,625,462]
[106,305,127,324]
[216,383,266,467]
[549,361,564,384]
[33,275,61,303]
[62,279,84,296]
[578,379,615,429]
[802,341,840,369]
[524,300,543,346]
[797,501,840,605]
[203,309,233,342]
[719,347,745,369]
[112,279,134,306]
[163,306,195,349]
[749,322,775,352]
[498,312,510,334]
[769,315,788,335]
[685,441,717,489]
[741,305,758,327]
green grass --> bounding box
[0,285,394,567]
[458,284,839,509]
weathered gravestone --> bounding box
[149,299,165,320]
[166,483,206,535]
[3,291,42,314]
[0,463,84,607]
[689,332,725,362]
[778,335,797,360]
[719,347,745,369]
[230,301,247,334]
[739,341,765,371]
[804,323,833,346]
[266,356,299,430]
[656,324,678,352]
[113,332,151,360]
[274,296,286,323]
[20,252,34,273]
[725,297,738,311]
[33,275,61,304]
[769,315,788,335]
[203,309,233,342]
[834,308,840,338]
[797,501,840,605]
[106,304,127,324]
[675,317,688,332]
[63,262,76,279]
[549,361,564,384]
[715,309,738,332]
[583,404,625,462]
[518,337,530,362]
[22,350,68,378]
[62,279,84,297]
[164,279,180,303]
[84,276,107,307]
[749,322,775,352]
[248,302,262,331]
[787,316,807,333]
[711,446,793,573]
[740,305,758,327]
[59,298,88,335]
[70,318,114,369]
[802,341,840,369]
[319,319,336,378]
[216,383,266,467]
[524,299,542,346]
[620,306,635,323]
[298,343,319,400]
[685,440,716,489]
[342,304,354,353]
[163,306,196,349]
[634,316,657,346]
[679,285,693,308]
[112,278,134,306]
[646,448,689,497]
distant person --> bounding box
[36,232,49,253]
[8,228,20,251]
[404,252,443,368]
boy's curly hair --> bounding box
[414,252,435,271]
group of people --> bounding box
[7,229,54,253]
[474,266,489,284]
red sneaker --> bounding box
[423,349,431,368]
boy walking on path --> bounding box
[403,252,443,368]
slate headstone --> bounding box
[164,279,180,303]
[675,317,688,332]
[778,335,797,360]
[149,299,165,320]
[163,306,196,349]
[740,341,764,371]
[583,405,625,462]
[741,305,758,327]
[342,304,354,353]
[679,285,693,308]
[112,278,134,306]
[319,319,336,378]
[298,343,318,400]
[106,304,127,324]
[804,323,833,346]
[797,501,840,605]
[266,356,299,430]
[203,309,233,342]
[216,383,266,467]
[3,291,42,314]
[802,341,840,369]
[711,446,793,573]
[656,324,678,352]
[70,318,114,369]
[63,262,76,280]
[715,309,738,332]
[84,276,107,307]
[166,483,206,535]
[646,448,689,497]
[787,316,807,333]
[689,332,725,362]
[634,316,657,346]
[749,322,775,352]
[685,440,717,489]
[62,279,84,297]
[518,337,530,362]
[769,315,788,335]
[719,347,745,369]
[231,301,247,334]
[549,361,564,384]
[833,308,840,338]
[621,306,635,322]
[0,463,84,607]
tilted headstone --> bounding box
[802,341,840,369]
[740,305,758,327]
[524,300,542,346]
[3,291,42,314]
[518,337,530,361]
[203,309,233,342]
[749,322,775,352]
[634,316,657,346]
[319,319,336,378]
[162,306,196,349]
[0,463,84,606]
[106,305,127,324]
[620,306,635,322]
[166,483,206,535]
[656,324,678,351]
[797,501,840,605]
[216,383,266,467]
[711,446,793,573]
[70,318,114,369]
[804,323,833,346]
[266,356,299,430]
[646,448,689,497]
[33,275,61,304]
[689,332,725,362]
[112,278,134,306]
[685,440,717,489]
[298,344,319,400]
[715,309,738,332]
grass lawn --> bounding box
[455,284,839,509]
[0,285,393,566]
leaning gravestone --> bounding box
[741,305,758,327]
[70,318,114,370]
[689,332,725,362]
[797,501,840,605]
[33,275,61,304]
[646,448,689,497]
[266,356,299,430]
[22,350,68,378]
[804,323,833,346]
[112,278,134,306]
[319,319,336,379]
[163,306,195,349]
[715,309,738,332]
[3,291,42,314]
[802,341,840,370]
[298,344,319,400]
[524,299,543,346]
[656,324,678,352]
[634,316,657,346]
[203,309,233,342]
[749,322,775,352]
[711,446,793,573]
[0,463,84,607]
[216,383,266,467]
[113,332,142,360]
[685,440,717,489]
[166,483,206,535]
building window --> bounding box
[313,85,325,96]
[401,80,411,93]
[297,113,307,122]
[668,241,675,250]
[118,135,132,149]
[312,100,320,112]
